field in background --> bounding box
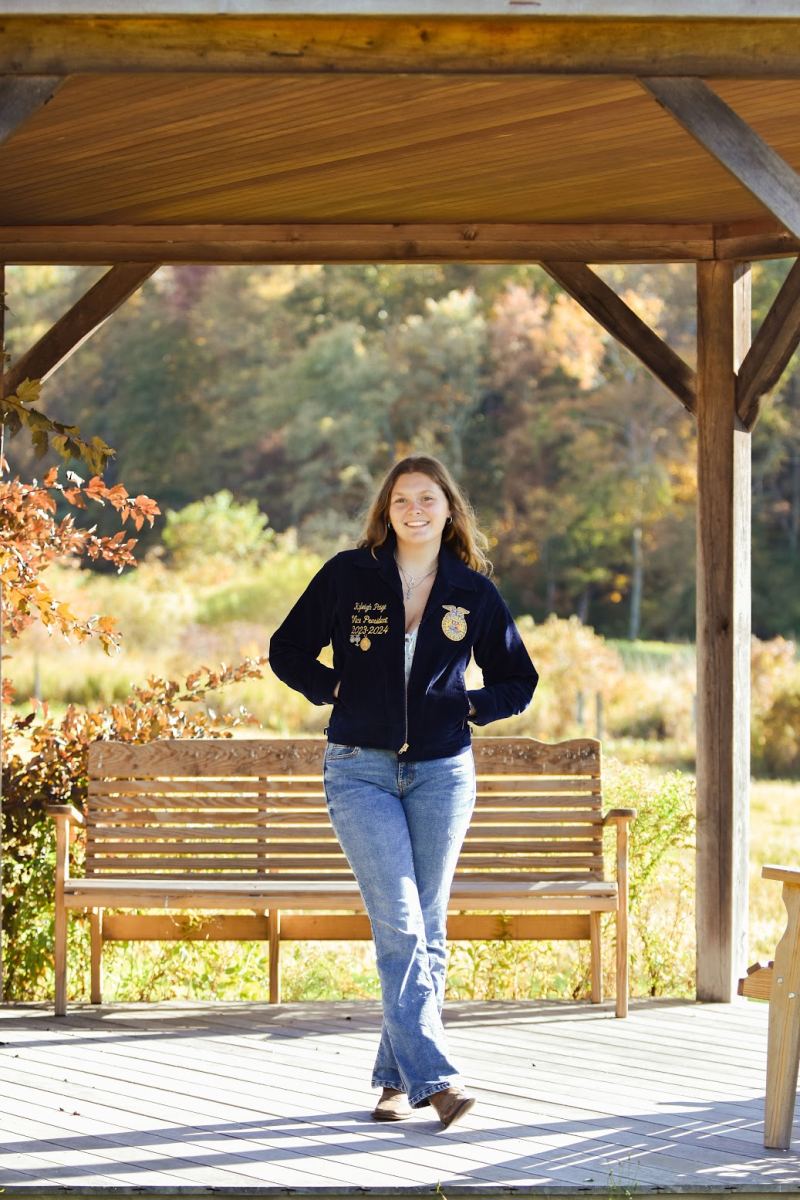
[5,557,800,1002]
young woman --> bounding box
[269,456,538,1129]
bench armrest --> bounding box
[603,807,636,825]
[763,864,800,886]
[45,805,86,828]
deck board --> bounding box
[0,999,799,1193]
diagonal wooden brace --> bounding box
[640,78,800,243]
[737,257,800,431]
[541,261,697,415]
[2,263,159,398]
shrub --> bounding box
[751,634,800,777]
[445,761,697,1002]
[163,490,274,568]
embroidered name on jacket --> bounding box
[350,601,389,650]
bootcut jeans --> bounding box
[322,742,476,1108]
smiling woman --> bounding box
[269,454,538,1130]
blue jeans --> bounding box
[322,743,476,1108]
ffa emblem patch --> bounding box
[442,605,469,641]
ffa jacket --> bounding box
[269,538,538,761]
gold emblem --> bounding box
[442,605,469,641]
[360,637,371,651]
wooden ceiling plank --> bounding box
[7,74,800,226]
[0,223,718,266]
[0,80,652,196]
[2,15,800,78]
[640,77,800,242]
[541,260,697,414]
[0,74,63,147]
[2,262,158,397]
[737,256,800,430]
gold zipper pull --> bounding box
[399,743,409,754]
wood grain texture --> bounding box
[88,736,601,776]
[694,260,751,1003]
[2,262,157,397]
[3,15,800,77]
[737,255,800,429]
[0,74,63,146]
[48,735,630,1016]
[641,77,800,241]
[0,224,719,266]
[0,997,792,1190]
[765,881,800,1149]
[3,72,800,230]
[738,962,774,1000]
[541,260,696,413]
[715,218,800,261]
[765,864,800,885]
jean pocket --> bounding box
[325,742,360,760]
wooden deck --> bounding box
[0,998,798,1195]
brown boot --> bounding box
[429,1086,476,1130]
[371,1087,413,1121]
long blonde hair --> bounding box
[359,456,491,575]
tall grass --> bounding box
[5,554,800,1003]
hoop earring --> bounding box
[446,516,453,525]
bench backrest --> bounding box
[86,737,603,883]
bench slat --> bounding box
[86,823,604,842]
[86,854,605,872]
[86,808,604,828]
[88,776,601,797]
[74,869,611,886]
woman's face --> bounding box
[389,472,452,554]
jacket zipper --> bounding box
[399,674,409,755]
[398,585,451,755]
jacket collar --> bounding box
[354,536,478,596]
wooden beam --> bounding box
[641,78,800,242]
[5,3,800,15]
[695,259,751,1004]
[737,257,800,430]
[2,15,800,77]
[715,220,800,263]
[0,223,719,267]
[0,74,63,147]
[2,262,158,397]
[541,261,697,414]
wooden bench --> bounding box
[47,736,635,1018]
[738,864,800,1150]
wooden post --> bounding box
[268,909,281,1004]
[695,260,751,1002]
[0,262,4,1003]
[589,912,603,1004]
[615,818,630,1019]
[53,816,69,1017]
[90,908,103,1004]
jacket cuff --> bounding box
[311,664,339,706]
[467,688,496,727]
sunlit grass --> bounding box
[6,560,800,1001]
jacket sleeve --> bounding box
[466,583,538,727]
[269,556,340,706]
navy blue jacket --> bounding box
[269,538,538,761]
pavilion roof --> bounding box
[2,3,800,263]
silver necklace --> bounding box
[395,558,438,602]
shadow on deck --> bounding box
[0,997,797,1195]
